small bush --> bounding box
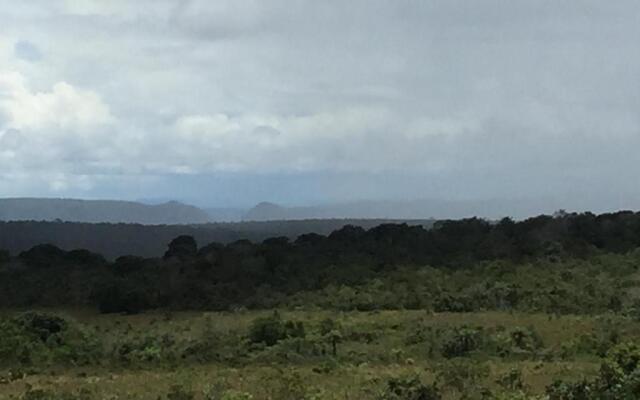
[115,334,176,364]
[20,387,93,400]
[248,313,304,347]
[265,368,310,400]
[433,295,476,313]
[220,390,253,400]
[249,314,286,346]
[545,379,592,399]
[378,376,441,400]
[545,341,640,398]
[166,384,195,400]
[13,312,67,342]
[492,326,544,358]
[496,368,526,391]
[435,360,489,393]
[0,312,102,366]
[441,327,483,358]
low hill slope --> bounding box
[0,198,212,225]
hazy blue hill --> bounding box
[242,198,569,221]
[243,202,289,221]
[204,207,247,222]
[0,198,212,225]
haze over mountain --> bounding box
[242,198,586,222]
[3,194,638,226]
[205,207,247,223]
[0,198,211,225]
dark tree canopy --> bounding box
[1,210,640,314]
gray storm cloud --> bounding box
[0,0,639,210]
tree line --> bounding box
[1,210,640,313]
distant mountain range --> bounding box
[241,198,564,221]
[204,207,247,222]
[0,196,573,225]
[0,196,583,258]
[0,198,211,225]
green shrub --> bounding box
[545,341,640,398]
[182,317,221,363]
[220,390,253,400]
[545,379,592,399]
[312,358,339,374]
[509,327,543,352]
[441,327,483,358]
[166,384,195,400]
[378,376,441,400]
[492,326,544,358]
[248,313,304,347]
[249,314,286,346]
[265,368,310,400]
[435,360,489,393]
[496,368,526,391]
[0,312,102,366]
[20,387,93,400]
[598,341,640,389]
[13,312,68,342]
[318,318,339,336]
[433,294,476,313]
[115,334,176,364]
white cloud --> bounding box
[168,107,477,173]
[0,71,113,132]
[0,71,123,188]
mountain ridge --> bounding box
[242,198,566,221]
[0,198,212,225]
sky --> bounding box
[0,1,639,211]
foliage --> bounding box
[20,387,93,400]
[378,376,441,400]
[1,309,640,398]
[248,313,305,347]
[0,312,101,366]
[441,327,483,358]
[166,385,195,400]
[495,368,526,391]
[219,391,254,400]
[435,360,490,394]
[2,211,640,313]
[545,379,593,400]
[264,368,311,400]
[546,341,640,398]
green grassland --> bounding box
[1,309,638,399]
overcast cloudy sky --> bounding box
[0,1,639,210]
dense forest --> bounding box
[0,219,434,259]
[1,210,639,313]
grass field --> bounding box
[1,309,633,399]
